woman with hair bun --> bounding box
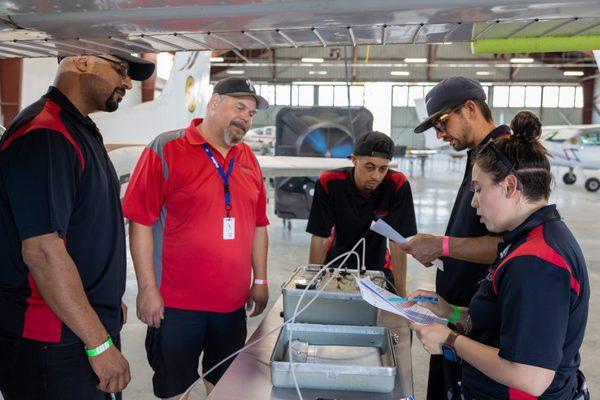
[408,111,590,399]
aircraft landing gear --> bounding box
[563,170,577,185]
[584,177,600,192]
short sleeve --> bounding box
[255,173,269,227]
[384,180,417,238]
[0,129,81,240]
[496,256,571,370]
[306,175,334,238]
[122,146,166,226]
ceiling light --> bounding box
[476,71,493,76]
[404,57,427,63]
[226,69,245,75]
[390,71,410,76]
[302,57,324,63]
[309,70,327,75]
[510,57,534,63]
[210,57,224,62]
[563,70,584,76]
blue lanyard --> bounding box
[201,144,235,217]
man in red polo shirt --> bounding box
[122,77,269,400]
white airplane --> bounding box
[542,125,600,192]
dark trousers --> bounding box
[0,331,121,400]
[427,354,461,400]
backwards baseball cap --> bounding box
[414,76,487,133]
[353,131,394,160]
[213,76,269,110]
[57,52,155,81]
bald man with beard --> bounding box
[0,53,155,400]
[123,77,270,400]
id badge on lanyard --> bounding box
[201,144,236,240]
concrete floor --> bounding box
[3,155,597,400]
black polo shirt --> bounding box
[306,167,417,270]
[0,87,126,344]
[438,125,511,306]
[463,205,589,399]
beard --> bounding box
[223,120,247,146]
[103,87,125,112]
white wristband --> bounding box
[254,278,268,285]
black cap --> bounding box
[414,76,486,133]
[213,76,269,110]
[57,52,155,81]
[353,131,394,160]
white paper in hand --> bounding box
[357,277,447,325]
[371,219,444,271]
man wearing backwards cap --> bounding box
[0,53,154,399]
[123,76,269,399]
[398,76,510,399]
[306,131,417,296]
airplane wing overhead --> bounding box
[1,1,600,57]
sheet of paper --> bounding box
[370,219,444,271]
[357,277,447,325]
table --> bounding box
[207,297,414,399]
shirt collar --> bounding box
[468,124,511,157]
[43,86,98,127]
[185,118,207,146]
[502,204,561,245]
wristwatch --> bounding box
[442,330,461,362]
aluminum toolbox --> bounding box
[270,323,397,393]
[282,266,385,325]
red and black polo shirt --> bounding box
[306,167,417,270]
[438,124,511,307]
[122,118,269,313]
[463,205,589,399]
[0,87,126,344]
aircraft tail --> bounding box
[93,51,211,146]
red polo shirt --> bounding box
[122,118,269,313]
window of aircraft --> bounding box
[580,132,600,146]
[0,124,4,138]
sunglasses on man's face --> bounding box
[432,104,464,133]
[476,139,523,191]
[95,56,130,79]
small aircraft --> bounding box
[541,125,600,192]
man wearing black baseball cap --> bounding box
[306,131,417,296]
[0,53,155,398]
[399,76,510,399]
[123,76,270,399]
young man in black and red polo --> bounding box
[306,131,417,296]
[0,53,155,400]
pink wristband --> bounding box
[254,278,268,285]
[442,236,450,257]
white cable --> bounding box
[288,249,361,400]
[177,246,363,400]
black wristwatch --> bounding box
[442,330,461,362]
